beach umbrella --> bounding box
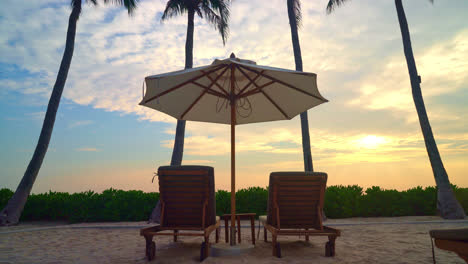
[140,53,328,245]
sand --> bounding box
[1,216,467,263]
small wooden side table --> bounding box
[221,213,256,245]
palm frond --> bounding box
[201,0,230,45]
[161,0,188,21]
[86,0,98,6]
[217,5,229,45]
[326,0,350,14]
[195,6,203,18]
[103,0,139,15]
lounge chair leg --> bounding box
[237,217,241,243]
[325,235,336,257]
[200,242,207,262]
[200,236,210,261]
[251,216,256,245]
[264,226,267,242]
[276,242,282,258]
[145,235,156,261]
[215,227,219,243]
[174,230,178,242]
[305,228,309,242]
[272,235,281,257]
[225,218,229,243]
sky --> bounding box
[0,0,467,194]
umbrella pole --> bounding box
[230,99,236,246]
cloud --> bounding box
[25,111,45,120]
[2,0,468,178]
[68,120,94,129]
[350,29,468,121]
[76,147,100,152]
[1,0,466,129]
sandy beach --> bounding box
[1,216,467,263]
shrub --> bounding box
[324,185,362,218]
[0,185,466,222]
[0,188,14,210]
[453,185,468,213]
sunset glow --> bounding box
[355,135,389,149]
[0,0,467,194]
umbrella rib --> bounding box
[180,90,208,119]
[201,68,230,96]
[260,90,289,119]
[143,64,226,104]
[237,64,326,102]
[238,80,275,98]
[192,81,229,98]
[235,65,263,96]
[180,67,230,119]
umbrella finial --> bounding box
[230,52,236,58]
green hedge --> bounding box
[0,185,467,222]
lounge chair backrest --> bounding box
[158,166,216,229]
[267,172,327,230]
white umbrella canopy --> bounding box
[141,55,327,124]
[140,54,328,246]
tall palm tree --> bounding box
[0,0,138,226]
[161,0,230,166]
[286,0,314,172]
[147,0,231,224]
[326,0,465,219]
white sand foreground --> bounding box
[1,216,467,263]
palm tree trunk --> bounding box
[184,9,194,70]
[287,0,325,221]
[287,0,313,172]
[150,8,196,224]
[170,9,195,166]
[394,0,465,219]
[0,3,81,226]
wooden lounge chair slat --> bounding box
[164,211,203,216]
[279,214,318,219]
[265,172,340,258]
[278,184,322,188]
[277,178,323,182]
[278,184,321,188]
[163,197,204,202]
[161,186,206,191]
[160,183,206,188]
[278,203,319,208]
[141,166,220,261]
[164,208,203,214]
[160,171,208,176]
[277,190,320,194]
[277,196,319,200]
[277,196,320,201]
[278,190,320,194]
[161,192,205,197]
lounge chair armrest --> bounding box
[274,201,280,230]
[202,199,208,228]
[160,201,165,226]
[317,205,323,231]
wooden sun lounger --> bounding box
[263,172,340,258]
[430,228,468,263]
[140,166,220,262]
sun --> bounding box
[356,135,388,149]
